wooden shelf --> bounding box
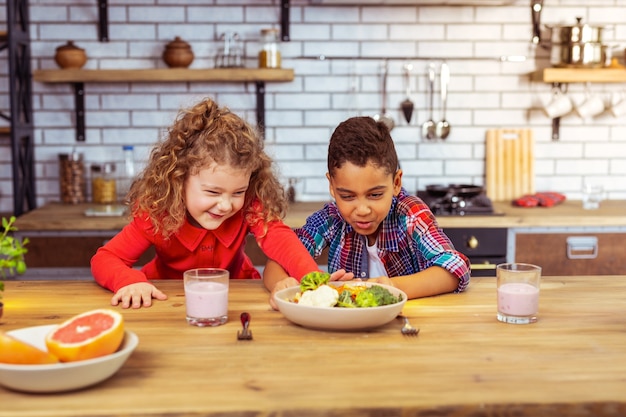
[530,67,626,83]
[33,68,294,83]
[32,68,296,141]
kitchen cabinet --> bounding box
[513,229,626,276]
[33,68,295,141]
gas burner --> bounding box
[416,184,498,216]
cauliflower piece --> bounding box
[297,285,339,307]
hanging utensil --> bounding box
[421,63,437,140]
[400,62,414,124]
[436,62,451,140]
[373,60,395,131]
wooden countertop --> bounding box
[12,200,626,232]
[2,277,626,416]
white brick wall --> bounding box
[1,0,626,213]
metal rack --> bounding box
[4,0,35,216]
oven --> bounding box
[444,227,507,277]
[417,184,507,277]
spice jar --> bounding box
[258,28,281,69]
[91,162,117,204]
[59,152,86,204]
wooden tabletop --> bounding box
[2,277,626,417]
[12,199,626,232]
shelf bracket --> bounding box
[281,0,290,41]
[98,0,108,42]
[550,82,565,141]
[73,83,86,142]
[256,81,266,139]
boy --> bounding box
[264,116,470,308]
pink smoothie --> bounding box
[185,281,228,319]
[497,282,539,316]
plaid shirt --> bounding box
[295,188,470,292]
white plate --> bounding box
[273,282,407,331]
[0,325,138,393]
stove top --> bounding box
[417,184,501,216]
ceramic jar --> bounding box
[54,41,87,69]
[162,37,194,68]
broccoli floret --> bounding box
[300,271,331,292]
[336,289,357,308]
[355,285,401,307]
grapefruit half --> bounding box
[0,331,59,364]
[45,309,125,362]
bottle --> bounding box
[120,145,136,199]
[258,28,281,69]
[91,162,117,204]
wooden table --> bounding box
[2,277,626,417]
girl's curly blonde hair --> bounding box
[127,97,286,238]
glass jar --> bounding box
[59,152,86,204]
[258,28,281,69]
[91,162,117,204]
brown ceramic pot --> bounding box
[54,41,88,69]
[162,37,194,68]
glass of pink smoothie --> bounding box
[184,268,229,327]
[496,263,541,324]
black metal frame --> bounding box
[6,0,35,216]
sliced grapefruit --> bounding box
[0,331,59,364]
[45,309,125,362]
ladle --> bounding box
[400,62,414,124]
[421,63,437,140]
[373,60,395,131]
[436,62,451,140]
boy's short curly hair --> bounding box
[127,97,286,237]
[327,116,399,178]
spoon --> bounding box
[421,63,437,140]
[373,60,395,131]
[400,62,414,124]
[436,62,451,140]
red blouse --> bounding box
[91,207,320,293]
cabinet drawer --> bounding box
[515,232,626,275]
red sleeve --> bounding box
[90,216,154,293]
[250,219,320,281]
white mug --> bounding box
[609,91,626,117]
[575,94,605,120]
[542,90,573,119]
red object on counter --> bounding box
[513,192,566,208]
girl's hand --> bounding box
[269,277,299,311]
[111,282,168,309]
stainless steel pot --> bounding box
[546,17,606,68]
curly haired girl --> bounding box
[91,97,322,309]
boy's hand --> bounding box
[329,268,355,282]
[365,276,394,287]
[111,282,168,309]
[269,277,298,310]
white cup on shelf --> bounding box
[542,89,573,119]
[609,91,626,117]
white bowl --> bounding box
[0,324,138,393]
[274,282,407,331]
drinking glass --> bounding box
[497,263,541,325]
[184,268,229,327]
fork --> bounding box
[398,315,419,336]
